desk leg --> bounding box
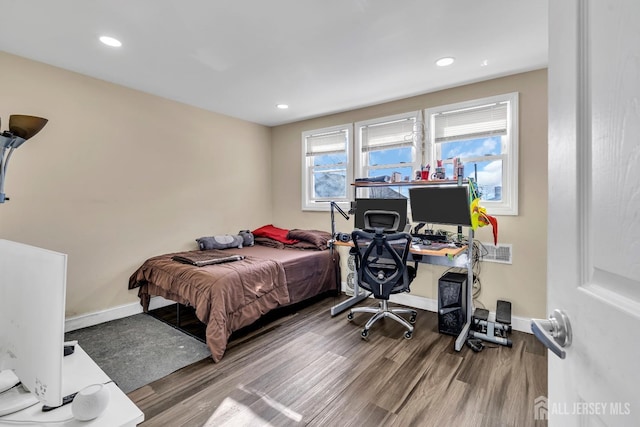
[330,291,369,316]
[329,243,369,316]
[454,322,471,351]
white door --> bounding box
[542,0,640,425]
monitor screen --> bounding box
[409,186,472,226]
[0,240,67,413]
[354,198,408,232]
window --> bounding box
[425,92,519,215]
[355,112,421,198]
[301,124,352,211]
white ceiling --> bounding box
[0,0,548,127]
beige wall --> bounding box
[271,69,548,319]
[0,52,273,318]
[0,50,547,322]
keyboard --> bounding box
[411,233,448,242]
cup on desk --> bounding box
[420,170,429,180]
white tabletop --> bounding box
[0,345,144,426]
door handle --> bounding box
[530,309,572,359]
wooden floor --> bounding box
[129,295,547,427]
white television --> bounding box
[0,239,67,415]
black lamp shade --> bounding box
[8,115,48,140]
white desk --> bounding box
[330,239,468,316]
[331,239,473,352]
[337,180,476,352]
[0,345,144,427]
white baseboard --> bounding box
[354,288,532,334]
[389,292,438,312]
[66,292,531,335]
[482,309,531,335]
[65,296,176,332]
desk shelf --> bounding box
[352,179,468,188]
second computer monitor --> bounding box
[409,186,472,226]
[354,198,408,232]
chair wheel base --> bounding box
[404,331,413,339]
[361,329,369,339]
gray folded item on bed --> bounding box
[172,254,245,267]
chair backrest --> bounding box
[363,210,401,233]
[351,228,413,300]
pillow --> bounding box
[252,224,299,244]
[196,234,243,250]
[287,229,332,250]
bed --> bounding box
[128,230,339,362]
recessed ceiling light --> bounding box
[276,104,289,109]
[480,59,489,67]
[99,36,122,47]
[436,57,455,67]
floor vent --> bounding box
[480,242,513,264]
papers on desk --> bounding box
[414,242,453,251]
[410,242,467,257]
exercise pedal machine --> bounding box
[469,299,512,347]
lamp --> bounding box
[329,200,350,255]
[0,115,48,203]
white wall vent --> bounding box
[480,242,513,264]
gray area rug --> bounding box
[65,313,211,393]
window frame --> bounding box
[354,111,422,190]
[301,123,353,211]
[424,92,519,215]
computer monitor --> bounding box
[354,198,408,232]
[0,239,67,415]
[409,186,472,226]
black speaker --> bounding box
[438,272,468,336]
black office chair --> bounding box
[348,227,417,339]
